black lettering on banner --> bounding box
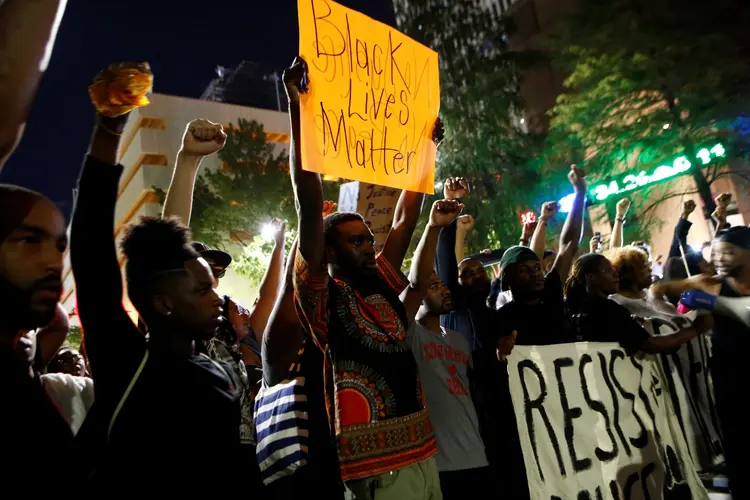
[320,106,353,167]
[554,357,591,473]
[660,353,689,449]
[663,445,692,499]
[609,480,621,499]
[598,352,631,457]
[610,350,649,450]
[579,354,618,462]
[623,470,640,500]
[311,0,345,58]
[640,462,655,500]
[398,89,410,125]
[629,356,662,446]
[347,80,366,122]
[384,93,396,118]
[518,359,566,482]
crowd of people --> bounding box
[0,3,747,498]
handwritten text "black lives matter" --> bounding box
[309,0,432,177]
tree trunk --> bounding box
[663,90,716,217]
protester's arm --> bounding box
[454,215,474,264]
[651,274,722,299]
[262,237,305,386]
[550,166,586,279]
[72,112,144,395]
[162,119,226,223]
[609,198,630,249]
[639,322,707,354]
[381,190,425,269]
[403,200,464,318]
[711,192,732,236]
[668,201,695,259]
[249,220,286,338]
[532,201,558,259]
[437,218,460,294]
[0,0,67,168]
[522,220,536,249]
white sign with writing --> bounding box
[337,181,400,253]
[507,343,708,500]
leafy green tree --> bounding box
[394,0,544,252]
[177,118,338,284]
[548,0,750,228]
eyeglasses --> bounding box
[212,267,226,280]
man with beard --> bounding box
[661,226,750,499]
[0,183,73,485]
[286,57,439,498]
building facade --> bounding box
[62,93,290,323]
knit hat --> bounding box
[499,245,539,272]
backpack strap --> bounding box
[107,349,149,443]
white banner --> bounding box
[507,343,708,500]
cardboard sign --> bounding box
[507,343,708,500]
[298,0,440,194]
[337,181,400,253]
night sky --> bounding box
[0,0,395,219]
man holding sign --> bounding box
[287,51,444,498]
[297,0,440,194]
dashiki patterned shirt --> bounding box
[294,252,436,481]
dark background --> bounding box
[0,0,395,218]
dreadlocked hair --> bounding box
[120,216,200,315]
[323,211,365,247]
[564,253,609,313]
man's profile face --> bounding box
[329,220,377,277]
[458,259,490,296]
[0,199,66,334]
[507,258,544,295]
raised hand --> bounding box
[443,177,470,200]
[682,200,696,218]
[589,233,602,253]
[568,164,587,192]
[432,118,445,146]
[322,201,337,218]
[456,214,475,233]
[271,219,287,246]
[429,199,464,228]
[283,56,309,105]
[616,198,631,218]
[181,119,227,157]
[540,201,559,222]
[521,221,537,242]
[715,192,732,209]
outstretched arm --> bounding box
[262,237,304,386]
[609,198,630,249]
[249,220,286,337]
[0,0,68,168]
[668,200,695,258]
[162,119,226,224]
[381,190,425,269]
[285,58,324,270]
[551,165,586,279]
[403,200,463,318]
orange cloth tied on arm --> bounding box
[88,63,153,117]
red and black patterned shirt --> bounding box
[293,252,436,481]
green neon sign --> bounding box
[558,143,726,212]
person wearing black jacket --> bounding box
[72,64,240,494]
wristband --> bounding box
[616,217,626,223]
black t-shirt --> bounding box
[0,346,74,490]
[569,297,650,351]
[494,271,574,346]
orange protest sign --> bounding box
[298,0,440,194]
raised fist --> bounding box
[181,119,226,157]
[283,56,309,105]
[456,214,475,233]
[589,233,602,253]
[568,164,587,192]
[271,219,286,246]
[540,201,559,222]
[682,200,696,217]
[521,221,537,241]
[429,199,464,228]
[715,192,732,209]
[616,198,631,218]
[443,177,470,200]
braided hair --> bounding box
[564,253,609,313]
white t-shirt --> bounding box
[407,322,488,472]
[41,373,95,435]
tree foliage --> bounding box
[395,0,544,251]
[186,118,336,284]
[548,0,750,231]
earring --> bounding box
[165,311,172,316]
